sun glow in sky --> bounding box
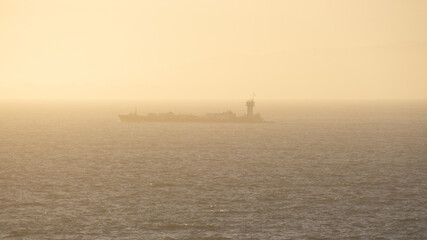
[0,0,426,100]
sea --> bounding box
[0,100,426,239]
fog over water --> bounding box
[0,100,426,239]
[2,1,426,238]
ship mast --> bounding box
[246,93,255,117]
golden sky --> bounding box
[0,0,426,100]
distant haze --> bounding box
[0,0,426,100]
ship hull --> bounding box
[119,98,265,123]
[118,115,264,123]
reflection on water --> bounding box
[0,101,426,239]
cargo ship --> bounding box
[118,98,264,123]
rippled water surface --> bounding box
[1,101,426,239]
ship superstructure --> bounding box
[246,97,255,117]
[118,98,264,123]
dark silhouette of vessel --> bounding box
[118,97,264,123]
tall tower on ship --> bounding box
[246,94,255,117]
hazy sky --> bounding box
[1,0,426,100]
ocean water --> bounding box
[0,101,426,239]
